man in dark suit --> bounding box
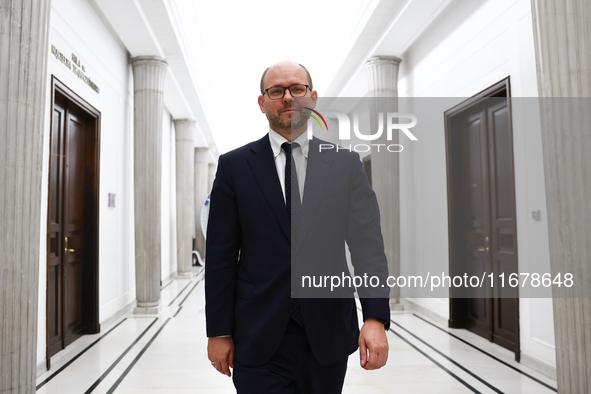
[205,61,390,393]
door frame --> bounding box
[444,77,521,360]
[45,76,101,366]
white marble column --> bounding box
[364,56,403,309]
[194,148,209,259]
[0,0,51,392]
[531,1,591,392]
[131,56,168,314]
[174,119,195,277]
[208,163,217,196]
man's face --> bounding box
[258,62,317,133]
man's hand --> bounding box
[208,337,235,377]
[359,318,389,370]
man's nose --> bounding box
[282,89,293,102]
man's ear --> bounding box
[309,90,318,108]
[258,95,265,113]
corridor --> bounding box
[4,0,591,391]
[35,269,557,394]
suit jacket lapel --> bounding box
[247,134,291,243]
[295,138,333,253]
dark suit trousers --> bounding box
[232,320,348,394]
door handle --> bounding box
[478,247,489,252]
[64,237,75,253]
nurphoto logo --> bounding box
[303,108,418,153]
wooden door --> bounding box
[47,78,100,362]
[486,99,519,352]
[446,79,520,359]
[455,103,493,339]
[63,105,87,346]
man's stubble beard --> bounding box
[266,110,308,133]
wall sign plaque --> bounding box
[51,45,100,94]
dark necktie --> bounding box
[282,142,303,325]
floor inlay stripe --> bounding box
[179,276,204,306]
[392,319,504,394]
[411,314,557,392]
[83,318,159,393]
[107,318,173,394]
[356,308,481,393]
[167,279,194,306]
[388,327,482,393]
[36,318,128,390]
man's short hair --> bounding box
[259,62,313,94]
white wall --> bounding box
[394,0,555,372]
[37,0,134,371]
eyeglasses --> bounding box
[263,84,310,100]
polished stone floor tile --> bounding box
[36,267,557,393]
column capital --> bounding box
[195,147,210,163]
[130,56,168,68]
[174,118,196,126]
[364,56,401,97]
[174,119,196,142]
[364,56,402,68]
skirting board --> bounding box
[37,358,47,378]
[100,298,136,331]
[400,298,448,326]
[520,352,557,380]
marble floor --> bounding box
[36,268,557,393]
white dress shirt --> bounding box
[268,129,308,202]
